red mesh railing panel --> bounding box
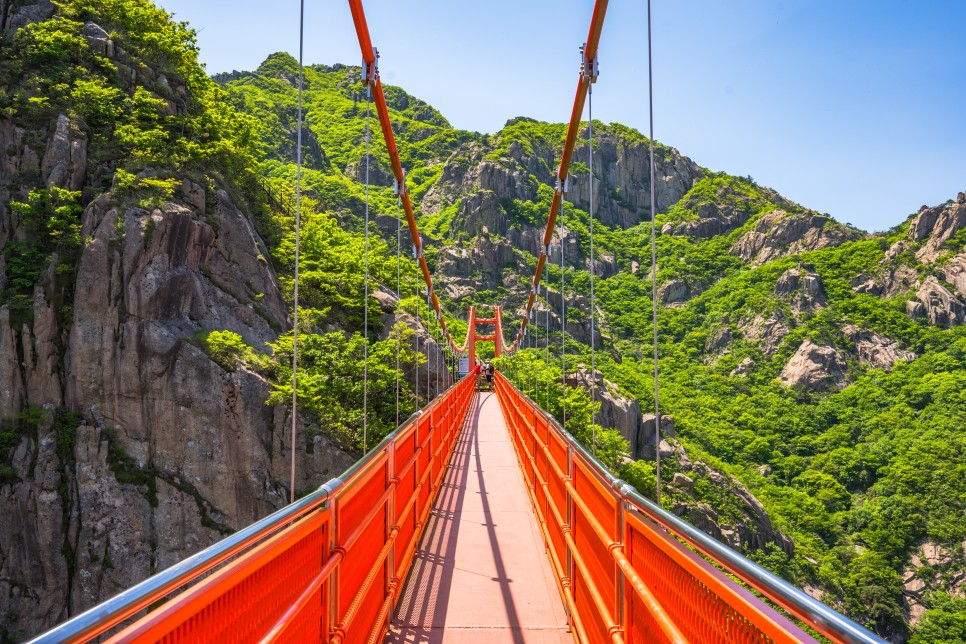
[103,375,474,644]
[493,372,816,644]
[107,510,328,644]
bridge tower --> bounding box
[466,305,503,367]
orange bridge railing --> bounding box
[493,372,883,644]
[32,370,886,643]
[32,375,475,644]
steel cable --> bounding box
[289,0,305,504]
[395,192,401,428]
[560,200,566,430]
[362,85,372,454]
[588,83,597,455]
[647,0,662,503]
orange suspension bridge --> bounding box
[31,1,886,643]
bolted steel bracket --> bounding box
[579,43,599,83]
[361,47,380,86]
[393,170,407,197]
[555,170,570,195]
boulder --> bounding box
[738,314,789,356]
[671,472,694,493]
[81,21,113,57]
[774,266,826,313]
[909,204,941,242]
[705,325,732,353]
[659,279,690,305]
[779,340,847,392]
[842,324,916,371]
[914,277,965,327]
[730,357,755,377]
[937,253,966,300]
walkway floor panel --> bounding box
[388,392,571,643]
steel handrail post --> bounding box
[386,438,396,628]
[566,441,575,621]
[617,487,627,639]
[329,494,341,640]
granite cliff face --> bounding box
[0,10,358,640]
[0,166,354,639]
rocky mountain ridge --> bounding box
[2,2,965,638]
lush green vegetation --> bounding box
[3,2,963,640]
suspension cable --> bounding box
[347,5,465,362]
[362,85,372,454]
[560,200,566,430]
[648,0,662,504]
[544,252,550,409]
[588,83,597,455]
[289,0,305,505]
[395,192,401,428]
[415,279,420,412]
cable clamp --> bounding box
[393,170,407,197]
[579,43,599,82]
[555,170,569,195]
[361,48,380,86]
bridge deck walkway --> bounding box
[388,391,571,644]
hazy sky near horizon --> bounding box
[155,0,965,233]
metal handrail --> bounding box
[28,378,467,644]
[495,373,886,644]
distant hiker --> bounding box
[485,362,494,385]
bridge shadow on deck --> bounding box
[388,392,570,644]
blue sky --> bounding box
[155,0,965,232]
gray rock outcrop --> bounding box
[674,461,794,555]
[731,210,861,266]
[0,187,354,638]
[738,314,789,356]
[774,266,827,313]
[913,192,966,262]
[570,367,672,460]
[705,325,733,353]
[913,277,965,327]
[842,325,916,371]
[730,357,755,377]
[659,279,697,306]
[779,340,848,392]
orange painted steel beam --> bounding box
[347,0,464,357]
[467,306,476,368]
[507,1,610,353]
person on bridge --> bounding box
[485,362,494,385]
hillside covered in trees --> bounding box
[0,1,964,641]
